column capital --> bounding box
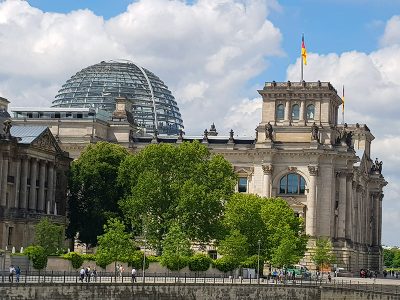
[335,170,348,178]
[262,164,273,175]
[308,165,318,176]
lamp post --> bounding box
[88,109,96,143]
[142,216,147,283]
[257,239,261,281]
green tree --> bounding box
[270,229,305,267]
[95,218,136,270]
[119,141,236,252]
[392,249,400,268]
[34,217,64,256]
[311,237,336,269]
[223,193,268,255]
[160,223,192,271]
[67,142,129,245]
[24,246,47,270]
[188,253,212,272]
[218,230,248,263]
[260,198,308,262]
[384,248,395,268]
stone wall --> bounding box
[1,283,399,300]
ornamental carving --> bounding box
[262,164,273,175]
[288,166,297,172]
[33,132,56,152]
[308,165,318,176]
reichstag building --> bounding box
[8,60,386,272]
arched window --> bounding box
[279,173,306,195]
[276,104,284,120]
[306,104,315,120]
[292,104,300,120]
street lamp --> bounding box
[88,109,96,143]
[257,240,261,282]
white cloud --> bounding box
[286,16,400,245]
[380,15,400,47]
[0,0,282,134]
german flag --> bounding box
[301,34,307,65]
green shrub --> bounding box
[240,255,261,269]
[24,246,47,270]
[188,254,211,272]
[63,252,84,269]
[212,256,239,273]
[125,251,150,269]
[160,254,189,271]
[82,254,96,261]
[146,255,160,263]
[95,251,112,269]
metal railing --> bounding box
[0,271,400,295]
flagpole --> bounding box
[342,85,345,124]
[301,34,304,82]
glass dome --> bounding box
[52,60,184,135]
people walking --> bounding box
[79,267,85,282]
[92,267,97,282]
[131,267,137,283]
[15,266,21,283]
[8,265,15,283]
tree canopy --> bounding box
[66,142,129,245]
[118,141,237,252]
[95,218,136,268]
[311,237,336,269]
[35,217,64,255]
[223,193,307,266]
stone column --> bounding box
[0,154,3,199]
[284,100,290,125]
[373,193,379,246]
[37,160,46,212]
[262,164,273,198]
[51,168,57,214]
[0,153,9,207]
[337,171,347,239]
[299,101,305,125]
[13,158,21,208]
[19,156,29,209]
[306,165,318,236]
[378,194,383,245]
[47,162,54,214]
[356,185,362,243]
[28,158,38,211]
[345,175,353,240]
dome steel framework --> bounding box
[52,60,184,135]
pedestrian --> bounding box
[328,272,331,283]
[15,266,21,283]
[92,268,97,282]
[131,267,137,283]
[79,267,85,282]
[85,266,91,283]
[8,265,15,283]
[119,265,124,278]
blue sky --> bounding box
[2,0,400,246]
[27,0,399,83]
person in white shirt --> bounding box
[131,268,137,282]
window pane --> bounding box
[307,105,315,120]
[287,173,298,194]
[276,104,284,120]
[292,104,300,120]
[238,177,247,193]
[299,176,306,194]
[280,176,287,194]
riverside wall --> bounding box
[1,283,400,300]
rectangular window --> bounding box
[208,250,217,260]
[238,177,248,193]
[7,227,13,246]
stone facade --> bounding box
[130,81,387,272]
[0,98,70,250]
[8,81,387,272]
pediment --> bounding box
[234,166,254,176]
[32,128,62,153]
